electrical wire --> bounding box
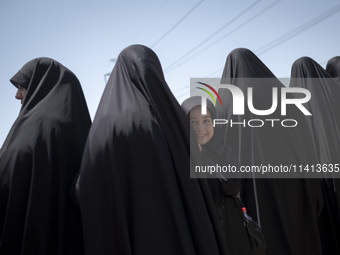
[255,4,340,56]
[164,0,263,72]
[151,0,204,48]
[170,0,281,70]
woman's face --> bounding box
[15,85,27,104]
[189,106,214,145]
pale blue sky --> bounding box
[1,0,340,146]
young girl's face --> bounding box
[189,106,214,145]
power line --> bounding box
[173,72,222,98]
[103,58,116,84]
[170,0,281,69]
[255,4,340,56]
[151,0,204,48]
[200,4,340,81]
[129,1,168,42]
[172,0,279,98]
[164,0,263,73]
[174,86,190,100]
[173,84,189,94]
[204,69,224,78]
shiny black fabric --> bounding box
[326,56,340,84]
[76,45,228,255]
[216,48,324,255]
[0,58,91,254]
[290,57,340,254]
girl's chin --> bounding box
[198,140,207,146]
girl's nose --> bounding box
[195,123,203,131]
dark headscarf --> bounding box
[181,96,223,167]
[76,45,229,255]
[10,61,35,89]
[181,96,240,179]
[0,58,91,254]
[181,96,216,118]
[326,56,340,83]
[216,48,324,255]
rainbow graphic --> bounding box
[196,82,222,106]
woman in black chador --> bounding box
[326,56,340,83]
[215,48,324,255]
[76,45,229,255]
[181,96,256,255]
[0,58,91,254]
[290,57,340,254]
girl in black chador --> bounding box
[182,96,256,255]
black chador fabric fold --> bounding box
[0,58,91,254]
[215,48,324,255]
[290,57,340,254]
[326,56,340,84]
[76,45,229,255]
